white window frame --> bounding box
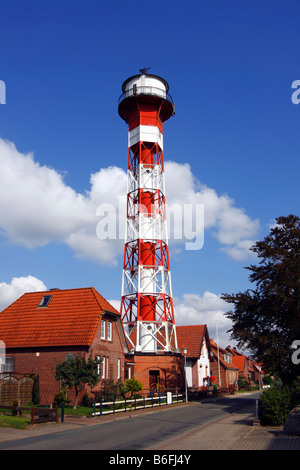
[101,319,105,340]
[3,357,14,373]
[95,355,101,375]
[117,358,121,379]
[102,357,106,378]
[107,321,112,341]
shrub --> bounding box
[54,387,71,405]
[262,375,273,386]
[81,393,94,407]
[260,386,292,426]
[11,399,19,416]
[96,379,125,401]
[123,378,143,398]
[238,379,249,390]
[291,376,300,408]
[32,374,40,405]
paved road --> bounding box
[0,394,260,450]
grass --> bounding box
[0,404,93,429]
[62,405,93,416]
[0,397,175,428]
[0,414,30,429]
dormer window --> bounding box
[38,295,52,307]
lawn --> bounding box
[0,414,30,429]
[62,405,93,416]
[0,404,93,429]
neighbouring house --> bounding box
[225,346,250,383]
[0,287,129,405]
[210,339,239,389]
[225,346,264,386]
[176,325,212,390]
[252,361,264,387]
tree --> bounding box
[55,354,100,408]
[222,215,300,384]
[32,374,40,405]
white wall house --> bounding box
[176,325,212,389]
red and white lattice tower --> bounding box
[118,69,179,354]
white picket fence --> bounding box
[92,392,183,417]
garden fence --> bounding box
[92,391,183,417]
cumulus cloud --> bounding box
[0,139,91,247]
[0,138,259,265]
[173,291,234,348]
[164,161,259,259]
[0,139,125,265]
[0,275,47,311]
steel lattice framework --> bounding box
[118,71,179,354]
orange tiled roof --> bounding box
[176,325,207,357]
[231,355,246,371]
[0,287,120,348]
[210,339,239,370]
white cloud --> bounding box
[164,161,260,259]
[0,138,259,265]
[0,139,91,247]
[173,291,235,348]
[0,139,125,265]
[0,275,47,311]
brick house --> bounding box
[0,287,128,405]
[210,339,239,389]
[225,346,264,386]
[176,325,212,390]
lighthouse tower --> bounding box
[118,69,179,355]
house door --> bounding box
[149,370,160,392]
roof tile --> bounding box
[0,287,119,348]
[176,325,206,357]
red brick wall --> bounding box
[5,313,127,405]
[127,354,184,392]
[90,313,126,393]
[6,346,87,404]
[210,359,239,388]
[191,359,198,388]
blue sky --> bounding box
[0,0,299,347]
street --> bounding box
[0,393,260,450]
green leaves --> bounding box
[222,215,300,384]
[55,354,100,408]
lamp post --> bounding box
[183,348,188,402]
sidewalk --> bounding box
[148,405,300,450]
[0,399,299,450]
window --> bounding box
[95,355,101,375]
[38,295,52,307]
[101,320,105,339]
[102,357,106,379]
[3,357,14,373]
[117,359,121,379]
[224,354,232,364]
[107,322,112,341]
